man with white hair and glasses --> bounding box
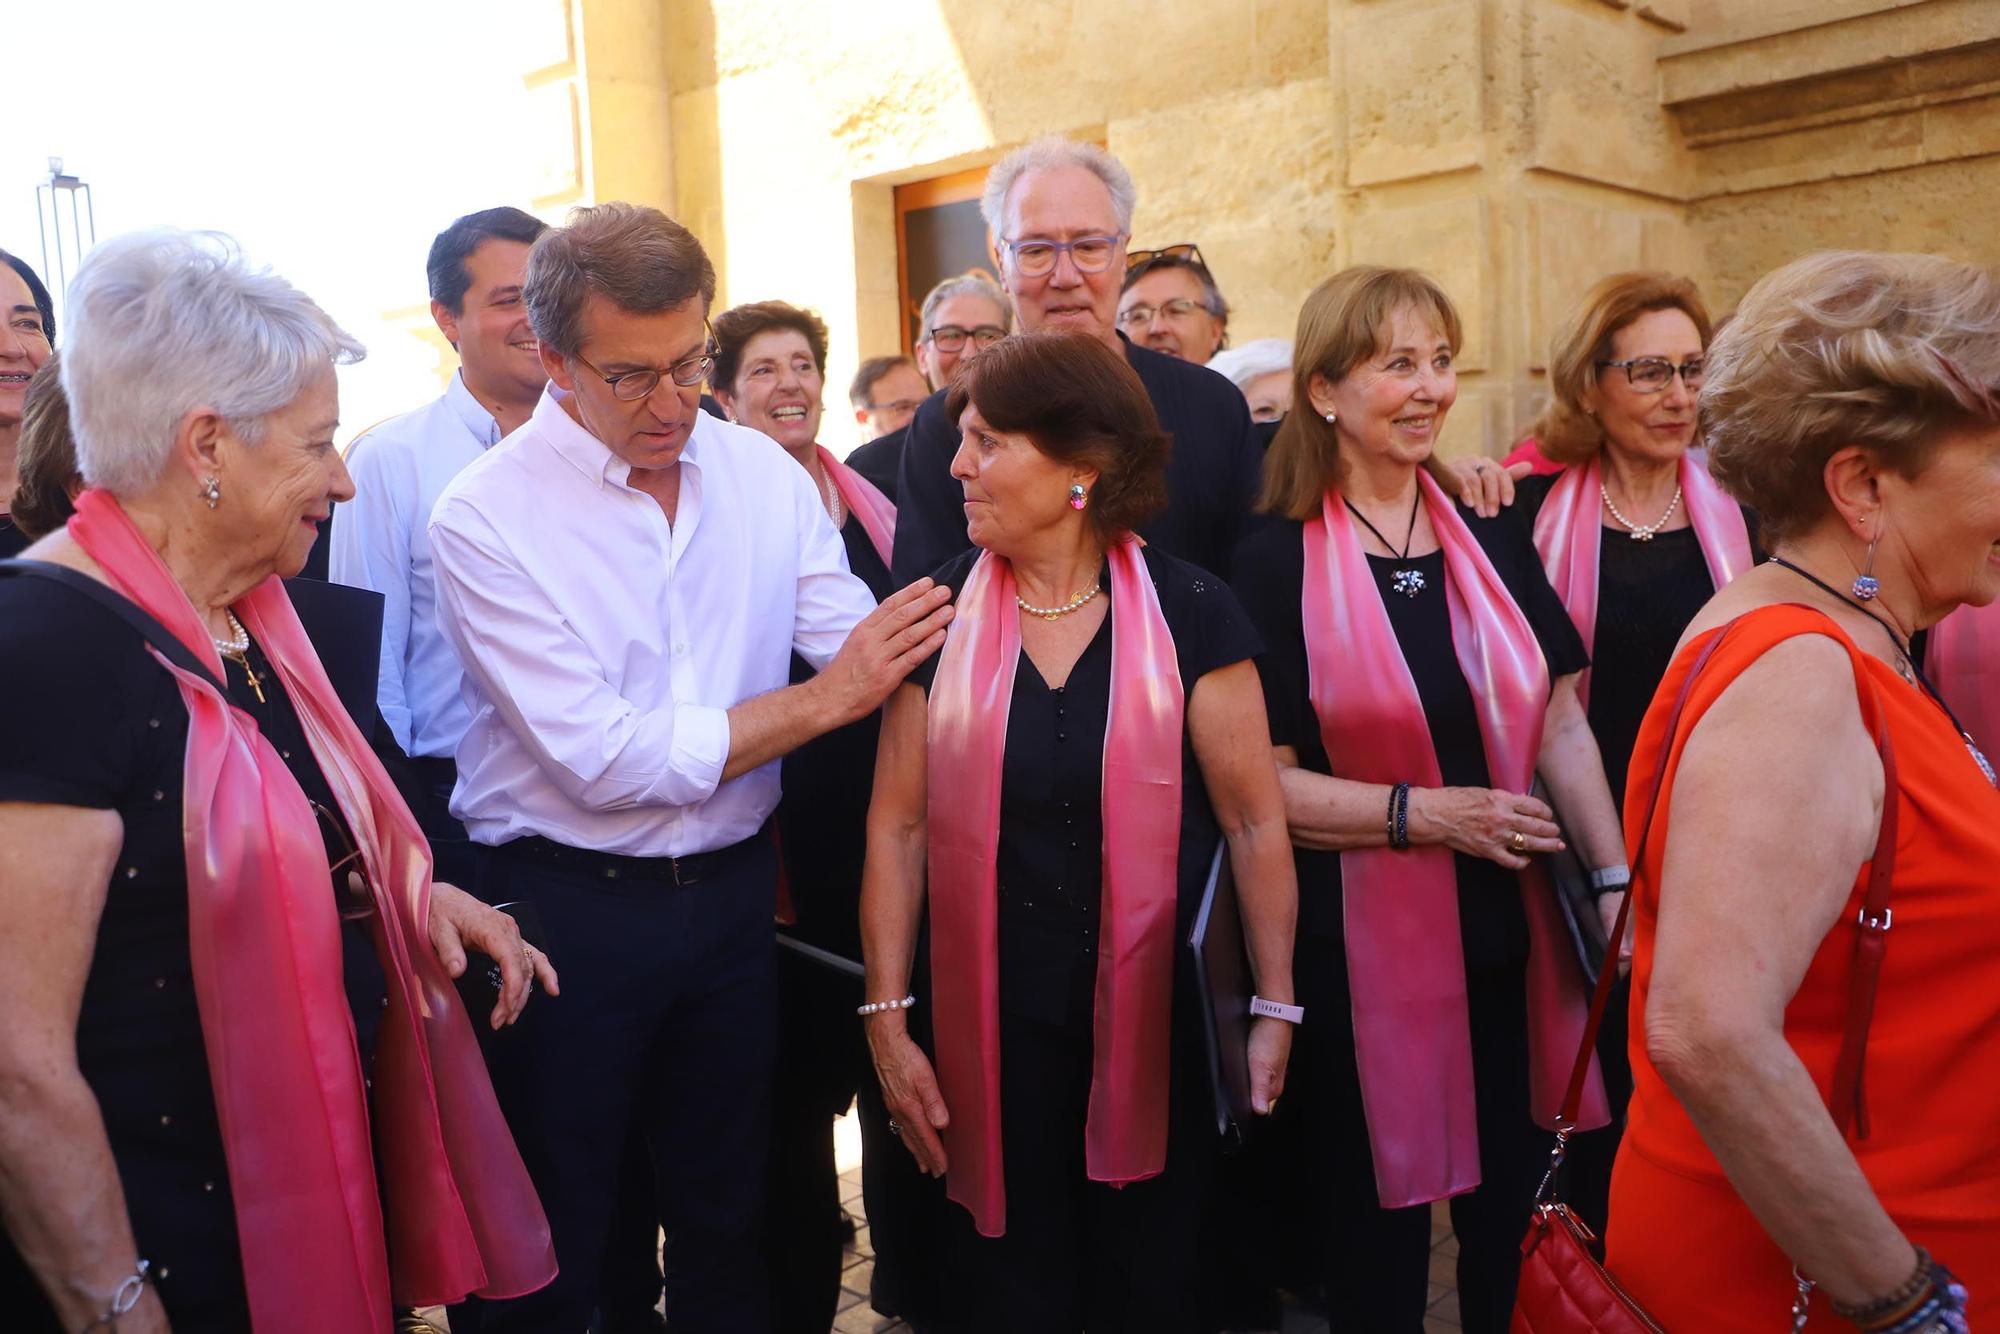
[890,137,1266,585]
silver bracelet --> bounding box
[80,1258,150,1331]
[857,994,918,1017]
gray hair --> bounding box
[979,136,1138,241]
[918,270,1012,339]
[61,229,363,496]
[1207,338,1293,390]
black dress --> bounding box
[766,515,892,1333]
[0,576,386,1332]
[903,544,1263,1334]
[1508,472,1763,1233]
[890,336,1266,586]
[1231,504,1587,1334]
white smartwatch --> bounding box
[1249,995,1304,1024]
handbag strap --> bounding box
[1554,611,1897,1140]
[0,558,229,695]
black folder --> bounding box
[1188,840,1256,1148]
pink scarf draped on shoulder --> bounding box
[1927,599,2000,762]
[1303,472,1607,1209]
[819,445,896,569]
[927,537,1183,1237]
[1531,453,1754,707]
[67,490,554,1330]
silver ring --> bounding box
[887,1118,902,1137]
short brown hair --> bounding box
[11,356,80,540]
[1261,267,1463,520]
[1535,272,1713,464]
[709,300,830,397]
[944,331,1169,543]
[1704,250,2000,543]
[524,202,716,360]
[849,354,918,408]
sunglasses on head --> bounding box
[1125,243,1211,276]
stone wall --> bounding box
[524,0,2000,456]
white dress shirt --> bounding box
[329,372,500,758]
[428,389,876,857]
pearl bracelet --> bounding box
[857,994,919,1017]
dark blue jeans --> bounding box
[455,836,778,1333]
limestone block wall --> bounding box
[545,0,1999,457]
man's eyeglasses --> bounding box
[1125,242,1210,275]
[1597,356,1705,393]
[573,327,718,401]
[866,398,925,416]
[924,324,1008,353]
[1118,298,1209,328]
[1000,235,1124,278]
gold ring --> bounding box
[1508,831,1527,853]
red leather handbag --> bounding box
[1510,618,1897,1333]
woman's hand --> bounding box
[1408,786,1563,869]
[866,1018,951,1178]
[1434,455,1533,517]
[1248,1016,1293,1115]
[1597,890,1634,977]
[425,881,560,1029]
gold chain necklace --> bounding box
[1016,584,1101,621]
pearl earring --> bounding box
[1069,483,1087,511]
[1323,412,1336,424]
[201,477,221,510]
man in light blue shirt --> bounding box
[332,206,548,888]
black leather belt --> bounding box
[498,831,764,887]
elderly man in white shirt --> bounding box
[431,202,951,1334]
[330,206,549,888]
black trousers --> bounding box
[934,985,1216,1334]
[1295,936,1546,1334]
[408,754,476,891]
[763,945,866,1334]
[454,836,777,1333]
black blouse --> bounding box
[1231,503,1588,971]
[1513,473,1763,807]
[908,545,1264,1027]
[0,576,385,1330]
[775,514,893,962]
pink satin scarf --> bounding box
[1532,453,1754,707]
[819,445,896,569]
[1927,599,2000,762]
[67,490,554,1328]
[926,537,1183,1236]
[1303,472,1607,1208]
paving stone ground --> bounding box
[424,1109,1465,1332]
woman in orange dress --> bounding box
[1603,249,2000,1331]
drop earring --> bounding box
[201,476,221,510]
[1852,531,1881,601]
[1069,483,1088,511]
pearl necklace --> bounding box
[211,610,266,703]
[1016,584,1101,621]
[819,466,843,526]
[1600,480,1682,541]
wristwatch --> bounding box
[1250,995,1304,1024]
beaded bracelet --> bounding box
[857,994,919,1017]
[1387,782,1411,851]
[1834,1247,1969,1334]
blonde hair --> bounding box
[1261,267,1462,520]
[1535,272,1712,464]
[1703,250,2000,543]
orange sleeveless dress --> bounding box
[1603,606,2000,1329]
